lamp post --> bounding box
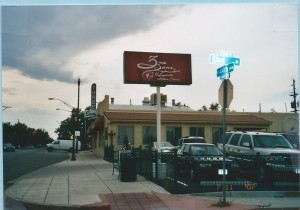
[49,97,76,161]
[56,108,71,112]
[48,98,75,110]
[2,106,11,111]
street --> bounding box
[3,147,69,184]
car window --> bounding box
[184,138,205,143]
[253,135,293,148]
[190,145,223,155]
[161,142,173,147]
[177,144,185,152]
[229,134,241,146]
[219,133,232,144]
[183,144,190,153]
[240,135,252,147]
[191,145,206,155]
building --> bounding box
[87,95,298,157]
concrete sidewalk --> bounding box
[5,151,300,210]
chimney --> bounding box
[142,97,150,106]
[172,99,175,106]
[111,97,114,104]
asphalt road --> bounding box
[3,147,70,183]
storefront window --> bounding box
[166,127,182,146]
[212,127,223,145]
[142,126,156,146]
[118,126,134,146]
[190,127,205,138]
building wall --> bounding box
[91,95,298,157]
[245,112,299,134]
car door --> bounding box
[177,144,190,171]
[226,134,242,155]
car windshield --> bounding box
[161,142,173,147]
[190,145,223,156]
[253,135,293,148]
[4,143,13,147]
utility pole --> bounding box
[290,79,298,113]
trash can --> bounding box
[120,151,137,182]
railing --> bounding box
[105,146,300,194]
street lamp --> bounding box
[56,108,72,112]
[2,106,12,111]
[49,97,76,161]
[48,98,75,110]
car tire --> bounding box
[47,147,53,152]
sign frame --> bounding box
[124,51,192,86]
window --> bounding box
[240,134,252,147]
[229,134,241,146]
[118,126,134,145]
[212,127,223,144]
[166,127,182,146]
[190,127,205,138]
[142,126,156,145]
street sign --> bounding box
[84,110,97,118]
[75,131,80,137]
[209,50,241,67]
[225,57,240,66]
[217,63,234,80]
[219,79,233,108]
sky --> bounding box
[1,1,299,139]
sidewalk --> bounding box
[5,151,300,210]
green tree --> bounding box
[54,108,87,143]
[209,102,220,111]
[2,122,52,147]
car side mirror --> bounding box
[242,142,252,148]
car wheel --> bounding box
[47,147,53,152]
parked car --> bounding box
[218,131,300,183]
[151,141,176,153]
[3,143,15,152]
[176,136,206,148]
[176,143,239,181]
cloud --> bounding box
[2,5,181,83]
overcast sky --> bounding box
[1,2,299,139]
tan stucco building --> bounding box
[88,95,299,157]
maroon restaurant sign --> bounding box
[123,51,192,86]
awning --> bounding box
[87,115,104,134]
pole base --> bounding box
[71,155,76,161]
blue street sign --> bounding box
[217,63,234,80]
[225,57,241,66]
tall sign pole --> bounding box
[157,86,161,163]
[222,79,227,203]
[124,51,192,179]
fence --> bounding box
[105,146,300,194]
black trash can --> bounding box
[120,151,137,182]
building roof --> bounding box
[109,104,195,112]
[103,111,272,125]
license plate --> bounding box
[218,169,228,175]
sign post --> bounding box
[209,50,240,205]
[124,51,192,180]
